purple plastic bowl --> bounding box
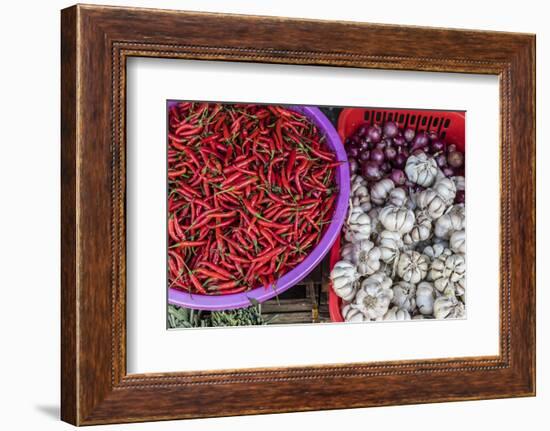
[167,103,350,310]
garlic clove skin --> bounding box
[379,205,415,235]
[450,229,466,254]
[396,250,429,284]
[344,206,372,243]
[415,281,435,315]
[353,272,394,320]
[432,177,457,205]
[341,304,366,323]
[416,188,448,219]
[388,187,408,208]
[405,153,438,187]
[391,281,417,312]
[330,260,359,301]
[433,290,466,319]
[378,230,403,264]
[382,306,411,321]
[370,179,395,205]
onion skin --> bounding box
[431,140,445,153]
[385,146,397,161]
[362,161,382,181]
[370,148,385,165]
[455,190,465,203]
[411,132,429,151]
[383,121,399,138]
[404,128,415,142]
[390,169,406,185]
[367,125,382,143]
[393,153,407,169]
[447,151,464,168]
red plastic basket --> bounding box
[328,107,466,322]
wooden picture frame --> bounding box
[61,4,536,425]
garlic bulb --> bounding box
[391,281,416,312]
[353,272,393,320]
[370,179,395,205]
[367,207,384,237]
[429,250,466,294]
[416,188,448,219]
[432,177,457,205]
[422,243,446,260]
[452,175,465,191]
[433,289,465,319]
[405,153,438,187]
[344,206,372,242]
[403,210,432,245]
[434,204,465,239]
[416,281,435,315]
[341,304,366,323]
[450,230,466,254]
[351,175,372,212]
[378,230,403,264]
[397,250,429,283]
[379,205,415,235]
[342,240,381,276]
[387,187,407,208]
[330,260,359,301]
[382,306,411,321]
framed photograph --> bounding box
[61,4,536,425]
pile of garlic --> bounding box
[330,154,466,322]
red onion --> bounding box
[356,123,369,138]
[393,135,406,147]
[390,169,406,185]
[393,153,407,169]
[384,146,397,160]
[380,162,391,174]
[443,166,455,177]
[347,147,360,158]
[367,125,382,143]
[431,140,445,153]
[370,148,385,165]
[383,121,399,138]
[455,190,465,204]
[447,151,464,168]
[404,128,415,142]
[447,143,457,153]
[362,161,382,181]
[411,132,429,151]
[435,154,447,167]
[359,150,371,162]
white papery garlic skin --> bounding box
[379,205,415,235]
[387,187,408,208]
[344,206,372,242]
[396,250,429,284]
[429,250,466,295]
[432,177,457,205]
[341,304,366,323]
[330,260,359,301]
[450,230,466,254]
[434,204,465,239]
[370,179,395,205]
[341,240,381,276]
[403,210,432,245]
[433,289,466,319]
[382,306,411,321]
[416,188,448,220]
[391,281,416,312]
[353,272,393,320]
[378,230,403,264]
[405,153,438,187]
[415,281,436,315]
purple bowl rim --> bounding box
[167,103,350,311]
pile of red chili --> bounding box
[168,102,338,295]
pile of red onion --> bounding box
[345,121,465,203]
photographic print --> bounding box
[167,101,466,328]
